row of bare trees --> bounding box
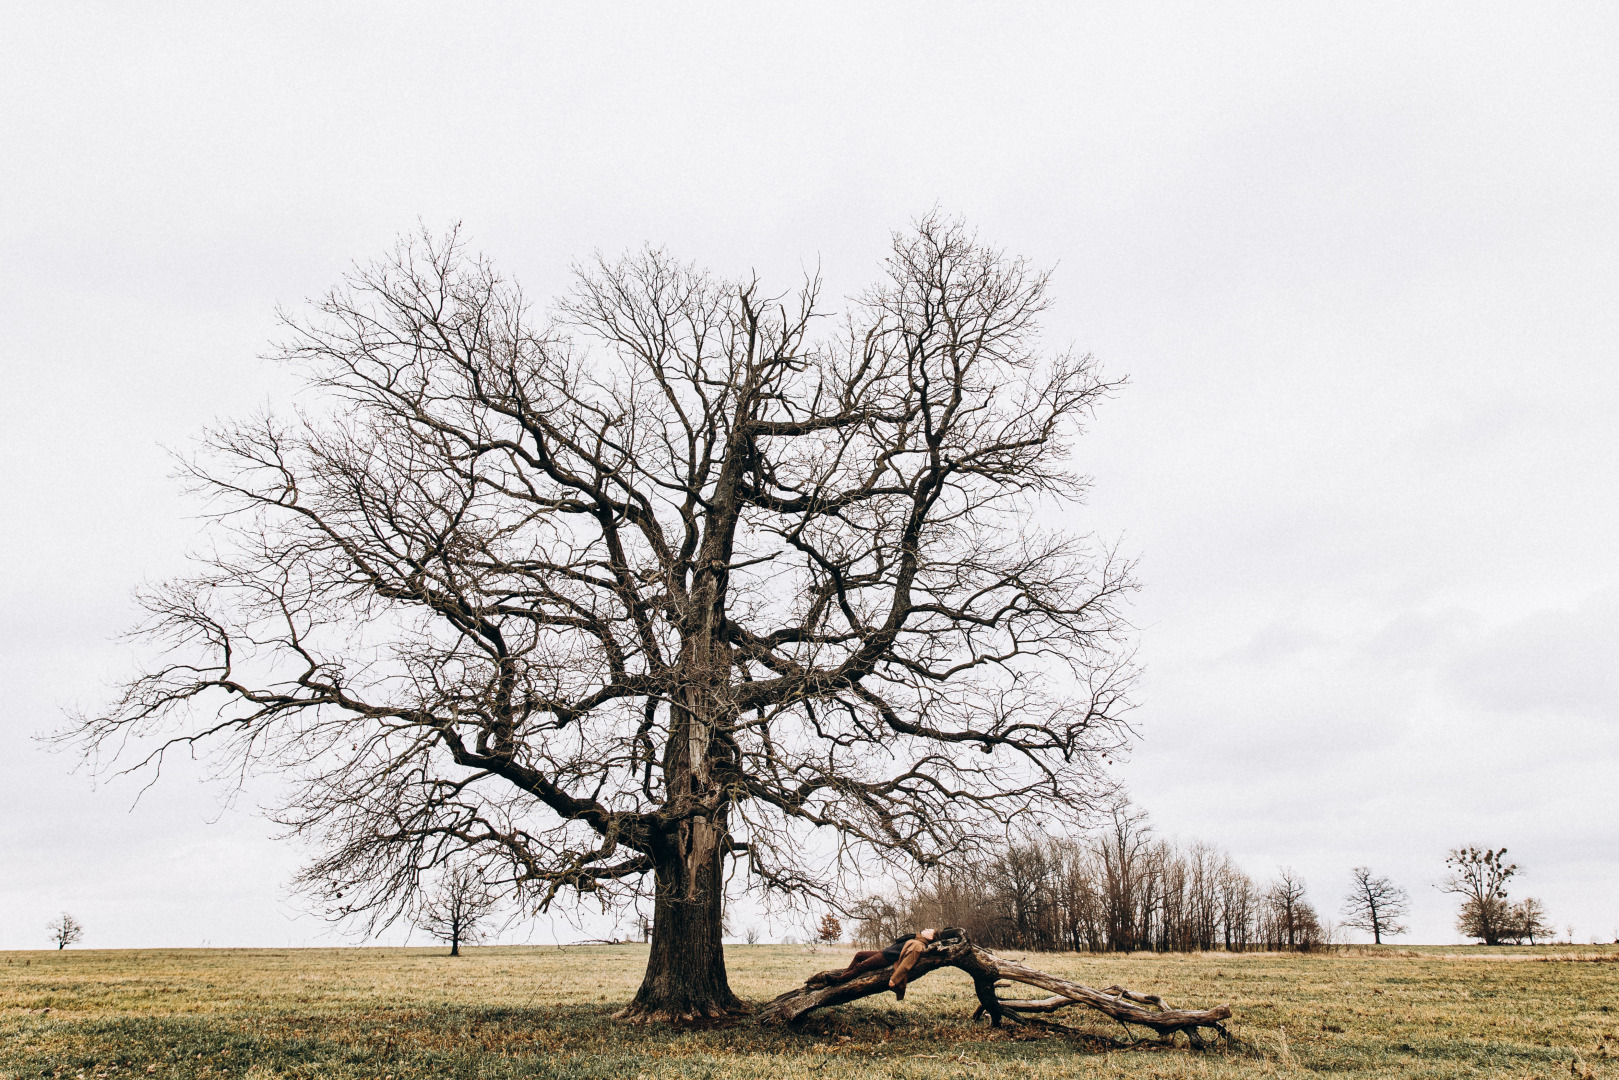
[850,820,1566,953]
[853,801,1331,953]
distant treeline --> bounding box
[854,802,1328,953]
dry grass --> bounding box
[2,943,1616,1079]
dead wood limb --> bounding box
[757,948,964,1023]
[988,994,1079,1012]
[757,937,1231,1045]
[983,958,1230,1035]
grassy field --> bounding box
[2,943,1616,1080]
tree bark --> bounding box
[616,819,746,1022]
[758,938,1230,1044]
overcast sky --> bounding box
[3,2,1616,950]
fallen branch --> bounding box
[757,935,1232,1046]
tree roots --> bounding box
[614,1004,753,1026]
[614,993,752,1026]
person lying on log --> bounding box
[806,927,966,999]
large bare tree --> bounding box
[70,217,1135,1020]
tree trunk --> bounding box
[615,638,747,1023]
[616,817,746,1022]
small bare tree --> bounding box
[1262,869,1323,950]
[1443,846,1518,946]
[1505,897,1552,945]
[1340,867,1409,944]
[1095,797,1156,951]
[853,897,906,947]
[416,864,496,956]
[66,216,1134,1021]
[48,912,84,950]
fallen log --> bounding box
[757,936,1231,1045]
